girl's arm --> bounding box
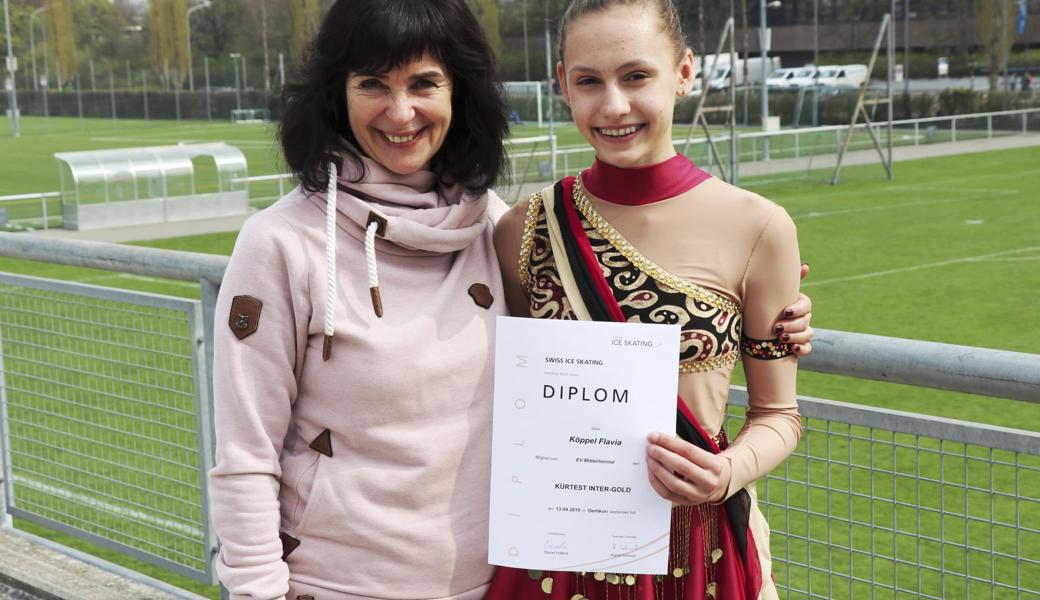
[646,204,801,505]
[493,197,535,316]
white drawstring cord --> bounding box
[323,161,337,361]
[365,220,384,318]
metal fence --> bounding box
[0,233,1038,598]
[3,108,1039,231]
[726,390,1040,599]
[0,272,217,584]
[525,107,1040,186]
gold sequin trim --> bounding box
[679,349,740,373]
[518,192,544,294]
[572,175,742,315]
[741,335,794,360]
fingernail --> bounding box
[774,324,784,334]
[782,333,791,342]
[793,344,801,352]
[784,308,794,318]
[802,262,809,268]
[647,432,658,443]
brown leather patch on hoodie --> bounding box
[280,532,300,560]
[229,295,263,340]
[468,283,494,309]
[309,429,333,457]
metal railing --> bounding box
[0,192,61,231]
[513,107,1040,184]
[0,273,217,582]
[0,232,1038,598]
[5,108,1038,230]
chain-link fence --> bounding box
[0,272,216,583]
[725,390,1040,599]
[0,234,1038,598]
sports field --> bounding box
[0,117,1037,597]
[3,114,1027,227]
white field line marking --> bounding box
[790,190,1017,221]
[77,273,200,290]
[896,183,1022,195]
[32,124,246,140]
[785,182,1020,204]
[803,246,1040,288]
[89,136,272,147]
[748,153,1040,191]
[13,475,204,539]
[979,256,1040,262]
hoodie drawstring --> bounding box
[323,161,338,361]
[323,161,386,362]
[365,220,384,318]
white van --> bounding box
[766,67,799,89]
[816,64,869,89]
[704,57,781,90]
[787,65,818,89]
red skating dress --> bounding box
[489,156,801,600]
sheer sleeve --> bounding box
[720,204,802,499]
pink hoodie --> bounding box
[209,154,507,600]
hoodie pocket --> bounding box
[290,453,324,533]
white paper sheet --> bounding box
[488,316,680,574]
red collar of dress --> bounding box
[580,154,712,206]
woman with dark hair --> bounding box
[208,0,814,598]
[209,2,510,599]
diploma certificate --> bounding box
[489,316,679,574]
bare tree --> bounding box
[976,0,1015,91]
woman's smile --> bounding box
[346,55,453,176]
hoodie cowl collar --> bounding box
[313,149,490,256]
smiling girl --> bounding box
[491,1,801,598]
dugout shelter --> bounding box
[54,143,248,231]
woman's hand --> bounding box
[645,432,727,505]
[773,263,813,355]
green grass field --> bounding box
[0,117,1037,598]
[4,115,1035,227]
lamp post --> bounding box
[3,0,19,136]
[812,0,819,126]
[904,0,910,99]
[186,0,212,91]
[29,7,47,91]
[522,0,530,81]
[229,52,241,111]
[760,0,781,159]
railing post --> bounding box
[914,122,919,146]
[987,114,993,139]
[952,117,957,142]
[0,323,13,530]
[795,131,800,159]
[202,278,221,440]
[550,134,557,181]
[1023,112,1028,134]
[41,193,48,231]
